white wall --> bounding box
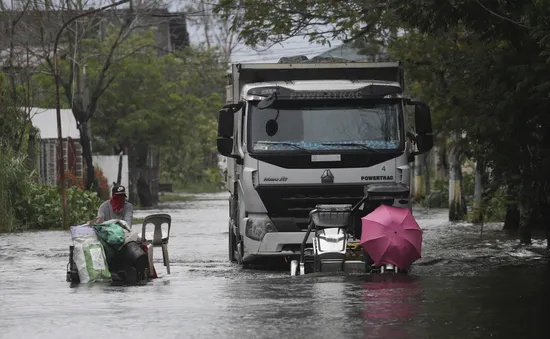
[92,155,129,193]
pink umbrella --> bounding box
[360,204,423,270]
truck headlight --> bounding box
[245,217,277,241]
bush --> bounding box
[63,171,85,190]
[85,167,110,200]
[0,146,30,232]
[15,181,102,230]
[420,178,449,208]
[60,166,110,200]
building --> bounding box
[0,8,189,53]
[29,107,83,185]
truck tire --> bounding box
[228,220,237,263]
[229,194,239,263]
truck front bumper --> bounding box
[243,232,314,261]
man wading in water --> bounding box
[97,185,134,227]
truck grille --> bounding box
[256,185,365,229]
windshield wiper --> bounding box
[255,141,311,153]
[321,142,380,153]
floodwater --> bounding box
[1,192,549,339]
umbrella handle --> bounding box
[351,196,368,213]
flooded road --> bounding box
[1,192,549,339]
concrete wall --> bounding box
[93,155,129,194]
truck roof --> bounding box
[230,61,402,84]
[226,60,404,104]
[240,80,401,101]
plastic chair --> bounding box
[139,214,172,274]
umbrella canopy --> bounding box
[360,204,423,269]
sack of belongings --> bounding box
[92,219,132,263]
[70,223,112,284]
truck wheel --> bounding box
[236,240,244,266]
[228,220,237,263]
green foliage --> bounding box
[0,146,102,232]
[89,32,226,188]
[418,179,448,209]
[15,182,102,231]
[31,27,227,194]
[214,0,399,49]
[0,145,31,232]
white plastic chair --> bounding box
[139,214,172,274]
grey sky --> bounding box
[170,0,343,63]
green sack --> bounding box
[83,242,112,282]
[93,222,127,262]
[73,236,112,283]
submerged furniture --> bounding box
[138,214,172,274]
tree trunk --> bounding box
[79,121,97,191]
[413,153,425,199]
[471,160,484,223]
[410,160,415,200]
[448,133,464,221]
[425,151,431,196]
[539,201,550,250]
[519,204,532,244]
[27,131,35,172]
[434,134,449,181]
[128,144,153,207]
[503,203,520,230]
[518,186,533,244]
[502,185,519,230]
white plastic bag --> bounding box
[70,224,96,239]
[71,229,111,284]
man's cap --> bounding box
[112,185,127,196]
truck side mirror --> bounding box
[217,137,234,156]
[415,133,433,153]
[414,102,432,135]
[413,102,434,153]
[217,105,241,159]
[218,108,234,138]
[406,100,434,155]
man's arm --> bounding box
[97,201,107,219]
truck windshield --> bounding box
[248,100,402,152]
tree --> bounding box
[0,0,42,157]
[186,0,241,62]
[158,48,226,187]
[27,1,171,191]
[89,32,227,199]
[214,0,400,49]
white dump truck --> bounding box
[217,56,433,271]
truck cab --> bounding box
[217,59,433,266]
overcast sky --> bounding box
[169,0,343,64]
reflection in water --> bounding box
[362,275,424,339]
